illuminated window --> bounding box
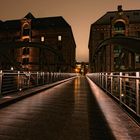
[136,55,140,63]
[58,35,62,41]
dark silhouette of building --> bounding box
[0,13,76,72]
[89,5,140,72]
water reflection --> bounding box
[74,76,81,105]
[73,76,88,114]
[74,75,80,92]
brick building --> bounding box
[89,6,140,72]
[0,13,76,72]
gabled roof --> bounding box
[93,10,140,25]
[24,12,35,19]
[0,13,70,31]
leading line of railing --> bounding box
[0,70,77,96]
[87,72,140,119]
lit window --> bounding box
[58,35,62,41]
[136,55,140,63]
[41,36,45,42]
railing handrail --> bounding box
[88,72,140,79]
[87,71,140,124]
[0,70,77,96]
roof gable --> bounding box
[24,12,35,19]
[0,14,70,30]
[93,10,140,25]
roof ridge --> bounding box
[24,12,35,19]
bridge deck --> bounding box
[0,76,139,140]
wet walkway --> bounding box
[0,76,139,140]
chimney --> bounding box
[118,5,123,12]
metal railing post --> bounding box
[17,71,20,90]
[110,72,113,94]
[99,73,101,86]
[136,72,140,116]
[119,72,123,104]
[50,72,53,83]
[28,72,31,88]
[37,72,39,85]
[42,72,44,84]
[53,72,56,82]
[47,72,49,83]
[101,73,103,87]
[105,73,108,91]
[0,70,3,97]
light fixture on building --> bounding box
[41,36,45,42]
[58,35,62,41]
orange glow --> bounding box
[21,36,30,40]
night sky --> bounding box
[1,0,140,62]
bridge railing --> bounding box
[0,70,77,96]
[87,72,140,119]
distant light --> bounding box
[11,67,14,70]
[121,94,124,97]
[75,68,78,73]
[19,88,22,91]
[58,35,62,41]
[41,36,45,42]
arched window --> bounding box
[23,23,30,36]
[114,21,125,31]
[22,23,30,36]
[114,21,126,35]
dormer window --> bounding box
[21,19,31,41]
[23,23,30,36]
[111,6,129,37]
[114,21,125,31]
[113,21,126,35]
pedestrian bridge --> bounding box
[0,72,140,140]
